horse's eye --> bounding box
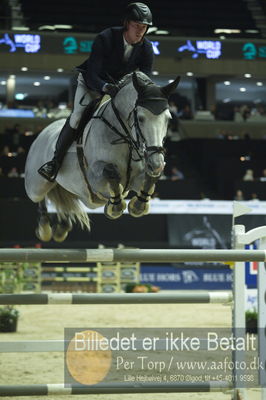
[138,116,145,124]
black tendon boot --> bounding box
[38,118,77,182]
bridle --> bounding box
[94,97,166,157]
[92,94,167,191]
[133,100,167,160]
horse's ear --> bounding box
[161,76,181,98]
[132,72,145,93]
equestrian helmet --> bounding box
[125,2,153,26]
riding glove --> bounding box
[103,83,119,97]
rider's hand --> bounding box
[103,83,119,97]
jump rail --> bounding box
[0,292,233,305]
[0,248,265,262]
[0,382,231,396]
[1,224,265,400]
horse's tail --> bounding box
[47,185,90,231]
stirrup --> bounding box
[38,160,59,182]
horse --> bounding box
[25,71,180,242]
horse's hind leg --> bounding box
[36,199,53,241]
[103,163,126,219]
[36,200,73,242]
[128,174,157,217]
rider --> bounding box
[38,2,154,182]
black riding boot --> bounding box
[38,118,77,182]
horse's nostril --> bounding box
[155,166,163,174]
[148,163,164,176]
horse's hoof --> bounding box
[52,223,71,242]
[104,206,118,220]
[35,228,42,241]
[35,223,52,242]
[128,197,150,218]
[104,199,126,220]
[53,231,69,242]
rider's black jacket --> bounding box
[76,27,154,92]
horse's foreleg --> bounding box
[103,163,126,219]
[128,174,157,218]
[35,199,53,241]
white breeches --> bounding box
[69,73,98,129]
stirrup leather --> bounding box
[38,160,59,182]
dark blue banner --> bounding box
[140,264,232,290]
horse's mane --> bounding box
[120,72,170,115]
[116,71,169,115]
[118,71,153,90]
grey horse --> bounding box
[25,72,180,242]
